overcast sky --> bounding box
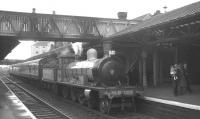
[4,0,200,59]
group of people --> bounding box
[170,61,192,96]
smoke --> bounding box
[60,47,72,56]
[72,42,83,56]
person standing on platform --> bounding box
[178,63,187,95]
[170,64,179,96]
[182,61,192,93]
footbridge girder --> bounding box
[0,10,136,42]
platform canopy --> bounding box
[106,1,200,47]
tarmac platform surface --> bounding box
[143,84,200,109]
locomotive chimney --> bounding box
[117,12,127,20]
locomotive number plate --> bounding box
[109,90,134,96]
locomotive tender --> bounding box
[10,47,136,113]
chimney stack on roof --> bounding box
[117,12,127,20]
[53,11,56,15]
[32,8,36,13]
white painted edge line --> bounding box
[0,78,37,119]
[142,96,200,111]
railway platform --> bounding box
[136,84,200,119]
[0,78,36,119]
[143,84,200,106]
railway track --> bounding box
[0,73,71,119]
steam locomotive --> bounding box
[10,47,136,113]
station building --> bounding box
[31,41,53,56]
[106,1,200,90]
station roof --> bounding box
[26,44,74,61]
[32,41,50,47]
[107,1,200,41]
[130,13,152,22]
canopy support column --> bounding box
[141,50,147,87]
[153,50,159,87]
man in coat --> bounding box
[170,64,179,96]
[182,61,192,93]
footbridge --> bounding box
[0,10,136,42]
[0,10,137,60]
